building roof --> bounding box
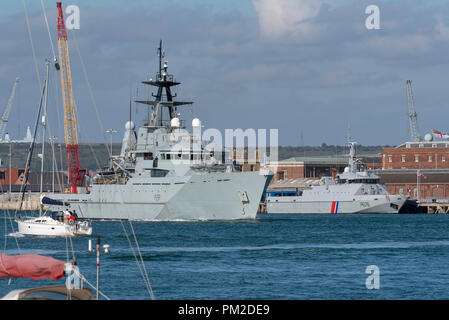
[394,141,449,149]
[279,156,349,164]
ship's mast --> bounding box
[135,40,192,127]
[348,142,356,173]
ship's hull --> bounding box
[265,195,407,214]
[17,217,92,236]
[47,171,270,220]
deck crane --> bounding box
[56,2,85,193]
[406,80,421,142]
[0,77,19,141]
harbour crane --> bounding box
[406,80,421,142]
[0,77,20,141]
[57,2,85,193]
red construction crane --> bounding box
[57,2,85,193]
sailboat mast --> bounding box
[40,60,50,194]
[17,66,47,214]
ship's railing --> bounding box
[143,119,186,127]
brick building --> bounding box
[267,157,349,185]
[378,141,449,200]
[0,167,68,193]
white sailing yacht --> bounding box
[14,60,91,237]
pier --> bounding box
[418,199,449,214]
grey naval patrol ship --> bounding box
[47,41,273,220]
[265,142,407,214]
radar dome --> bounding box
[192,118,201,128]
[424,133,433,142]
[171,117,180,128]
[125,121,135,131]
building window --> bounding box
[401,155,406,163]
[428,155,432,162]
[415,155,419,163]
[277,170,286,180]
[399,188,404,194]
[442,156,446,162]
[0,171,5,180]
[388,155,392,163]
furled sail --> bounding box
[0,254,66,280]
[40,196,69,207]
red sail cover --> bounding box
[0,254,66,280]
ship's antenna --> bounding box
[129,88,132,124]
[346,121,351,143]
[158,39,164,79]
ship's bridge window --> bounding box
[150,169,169,177]
[144,152,153,160]
[267,190,297,197]
[348,179,378,184]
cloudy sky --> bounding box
[1,0,449,147]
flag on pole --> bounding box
[432,129,449,139]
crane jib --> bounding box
[56,2,83,193]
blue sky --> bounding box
[2,0,449,147]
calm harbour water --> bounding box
[1,213,449,300]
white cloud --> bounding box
[435,19,449,40]
[251,0,324,42]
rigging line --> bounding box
[1,188,21,254]
[40,0,57,62]
[0,177,20,253]
[22,0,42,92]
[46,119,63,191]
[111,166,154,299]
[127,221,154,299]
[114,178,154,298]
[76,270,111,300]
[108,152,155,298]
[1,184,11,253]
[69,28,110,156]
[76,121,104,171]
[119,220,154,299]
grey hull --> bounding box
[48,171,269,220]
